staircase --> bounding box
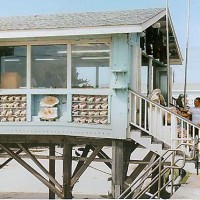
[122,90,199,199]
[129,130,168,155]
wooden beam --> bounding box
[124,151,155,187]
[71,146,103,187]
[0,149,22,169]
[63,142,72,199]
[0,135,112,146]
[0,144,64,199]
[0,154,169,165]
[123,141,139,179]
[72,145,91,178]
[133,153,157,198]
[49,145,55,199]
[17,144,62,191]
[112,140,124,198]
[91,145,112,169]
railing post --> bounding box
[171,115,177,148]
[170,151,175,196]
[158,158,162,199]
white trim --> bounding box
[168,13,183,64]
[67,43,71,88]
[27,45,31,89]
[0,38,111,46]
[142,9,166,31]
[0,25,142,39]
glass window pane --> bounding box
[31,45,67,88]
[71,43,110,88]
[0,46,27,89]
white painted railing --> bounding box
[129,90,200,148]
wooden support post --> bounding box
[72,145,91,178]
[123,141,138,179]
[49,145,55,199]
[112,140,124,198]
[0,144,64,199]
[17,144,62,191]
[63,142,72,199]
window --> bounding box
[71,43,110,88]
[0,46,27,89]
[31,45,67,88]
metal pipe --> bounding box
[184,0,191,109]
[166,0,171,106]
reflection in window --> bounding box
[71,43,110,88]
[31,45,67,88]
[0,46,27,89]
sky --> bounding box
[0,0,199,84]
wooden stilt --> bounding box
[112,140,124,198]
[17,144,62,191]
[63,142,72,199]
[49,145,55,199]
[123,141,138,179]
[0,144,64,199]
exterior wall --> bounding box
[0,34,133,139]
[128,33,141,92]
[110,34,130,139]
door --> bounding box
[154,64,172,105]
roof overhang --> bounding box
[0,8,182,65]
[0,25,143,39]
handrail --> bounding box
[129,90,199,129]
[123,90,199,199]
[118,142,195,199]
[129,89,200,148]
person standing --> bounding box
[188,97,200,126]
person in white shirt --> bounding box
[188,97,200,126]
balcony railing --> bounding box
[129,90,199,149]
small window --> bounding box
[31,45,67,88]
[0,46,27,89]
[71,43,110,88]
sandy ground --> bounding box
[0,147,150,199]
[2,146,198,199]
[0,147,111,198]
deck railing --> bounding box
[129,90,200,149]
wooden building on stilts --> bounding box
[0,8,198,199]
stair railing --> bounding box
[118,142,195,199]
[129,90,200,149]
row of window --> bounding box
[0,43,110,89]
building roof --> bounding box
[0,8,165,31]
[0,8,182,65]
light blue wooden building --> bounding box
[0,8,197,199]
[0,8,181,139]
